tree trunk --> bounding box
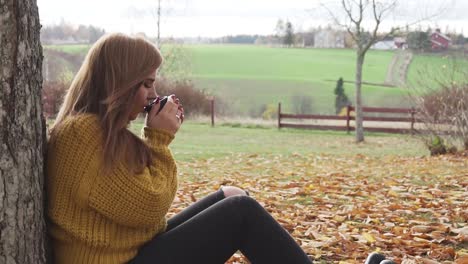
[355,51,365,142]
[0,0,47,263]
[156,0,161,48]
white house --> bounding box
[371,40,396,50]
[314,30,345,48]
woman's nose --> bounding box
[149,89,157,99]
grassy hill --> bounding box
[407,52,468,90]
[46,44,90,55]
[44,43,465,115]
[188,45,407,115]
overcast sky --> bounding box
[37,0,468,38]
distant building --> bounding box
[394,37,407,49]
[430,29,451,51]
[295,32,315,47]
[371,40,396,50]
[314,30,344,48]
[43,37,81,45]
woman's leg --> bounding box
[129,195,311,264]
[167,186,248,231]
[166,189,225,231]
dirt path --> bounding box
[385,50,413,87]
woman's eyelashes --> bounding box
[143,81,153,89]
[142,79,155,89]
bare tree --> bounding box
[149,1,192,81]
[151,0,174,48]
[0,0,48,263]
[155,0,162,47]
[324,0,397,142]
[284,21,295,47]
[275,19,285,38]
[322,0,451,142]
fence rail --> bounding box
[278,104,422,134]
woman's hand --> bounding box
[145,95,183,135]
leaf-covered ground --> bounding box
[168,153,467,264]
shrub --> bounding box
[42,81,69,118]
[248,104,266,118]
[42,76,222,119]
[158,43,191,82]
[156,78,220,116]
[407,31,431,52]
[334,77,350,114]
[414,84,468,153]
[337,106,355,117]
[291,94,313,114]
[261,104,277,120]
[43,49,84,82]
[411,55,468,154]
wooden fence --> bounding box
[278,104,421,134]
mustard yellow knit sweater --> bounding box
[46,114,178,264]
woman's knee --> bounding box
[221,193,261,210]
[220,188,264,217]
[221,186,249,197]
[224,195,265,218]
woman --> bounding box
[46,33,312,264]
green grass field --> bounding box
[46,116,427,161]
[407,52,468,90]
[190,45,390,83]
[188,45,409,114]
[44,44,463,115]
[129,119,427,161]
[46,44,90,55]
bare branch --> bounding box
[362,0,382,52]
[362,0,398,54]
[372,0,380,24]
[357,0,364,27]
[320,1,359,43]
[347,28,359,43]
[320,2,346,28]
[381,0,452,36]
[342,0,359,26]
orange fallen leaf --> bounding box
[362,232,376,243]
[411,225,434,233]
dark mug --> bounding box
[144,96,169,113]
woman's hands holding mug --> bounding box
[145,94,184,135]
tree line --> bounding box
[41,19,467,52]
[210,20,467,52]
[40,20,106,44]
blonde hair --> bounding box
[52,33,163,174]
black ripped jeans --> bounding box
[128,190,312,264]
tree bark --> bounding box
[355,51,365,142]
[156,0,161,48]
[0,0,47,263]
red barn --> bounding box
[431,29,451,51]
[394,37,407,49]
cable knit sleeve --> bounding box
[50,114,178,229]
[47,115,180,263]
[88,127,178,228]
[141,127,178,190]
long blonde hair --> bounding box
[52,33,163,174]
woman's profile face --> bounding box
[129,70,158,121]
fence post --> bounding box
[210,98,215,127]
[278,102,281,129]
[410,107,415,134]
[346,105,351,134]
